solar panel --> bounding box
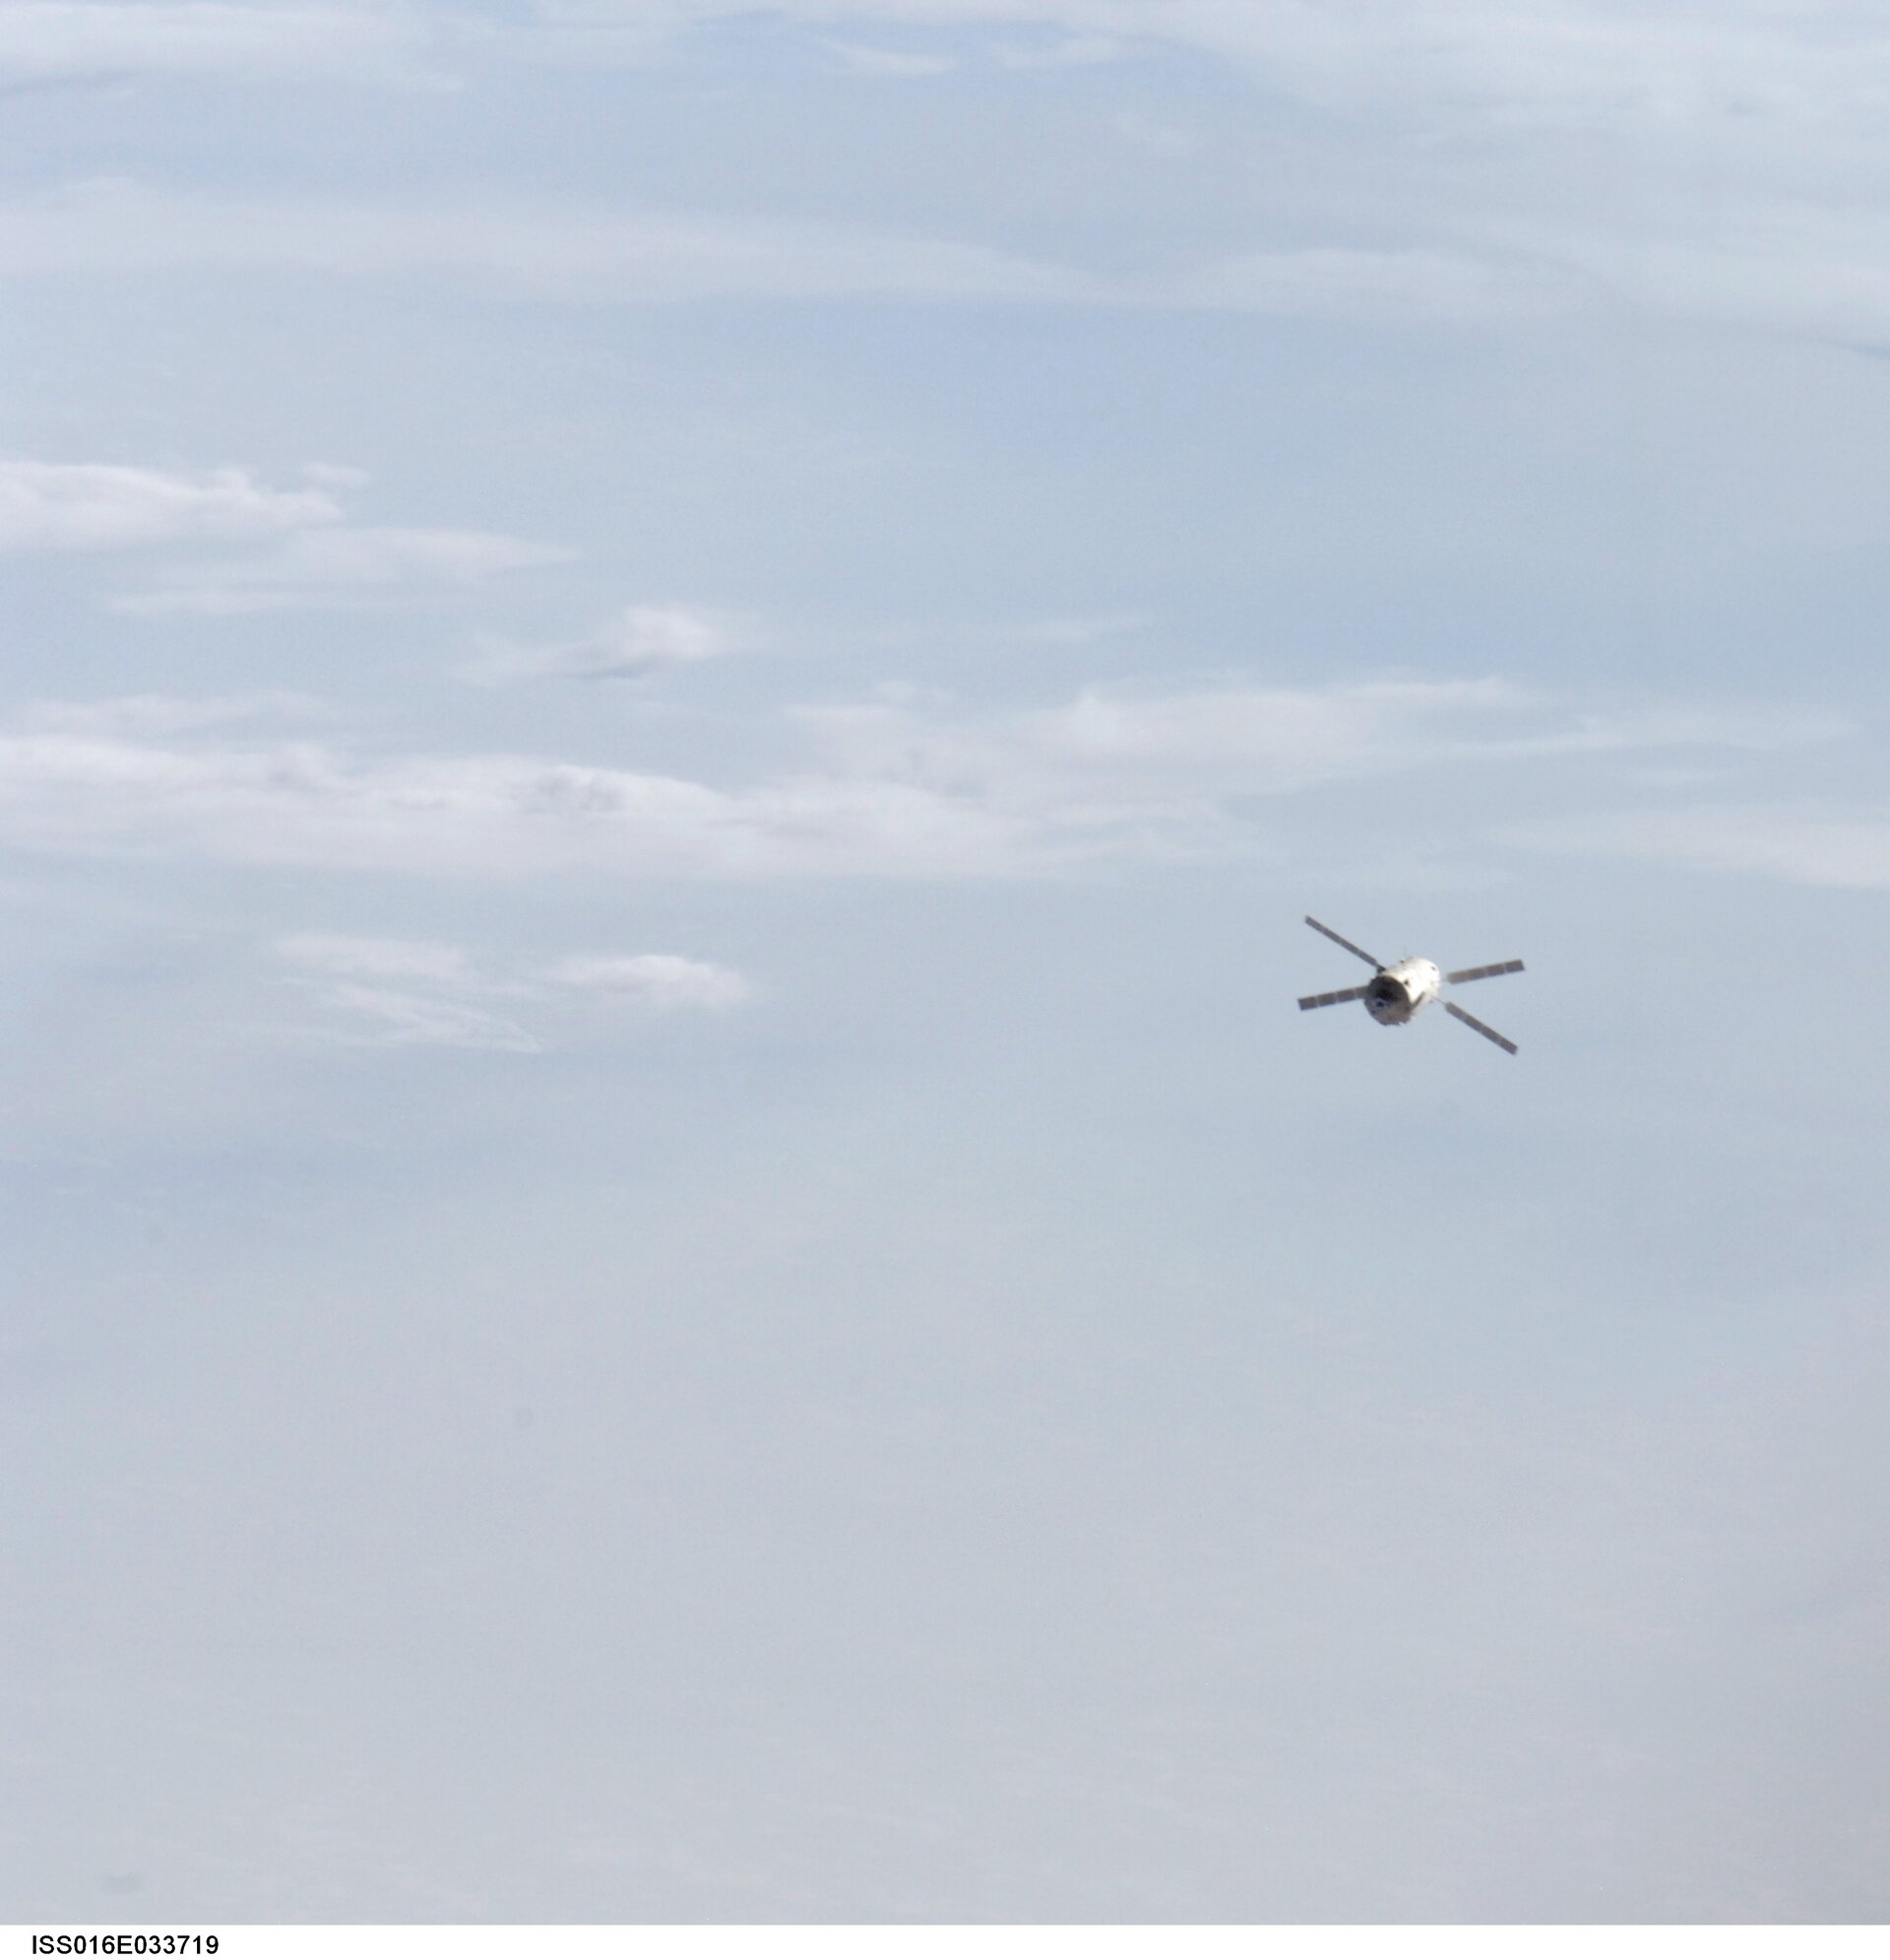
[1298,986,1368,1011]
[1304,917,1382,969]
[1445,960,1525,984]
[1445,999,1518,1053]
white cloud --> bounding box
[1011,613,1145,648]
[1,456,571,612]
[117,525,575,615]
[272,931,750,1047]
[1108,111,1204,158]
[990,33,1125,68]
[0,182,1097,307]
[313,982,543,1053]
[276,934,482,985]
[827,39,959,77]
[0,185,1553,329]
[467,605,744,684]
[541,952,750,1009]
[487,4,1890,345]
[1502,804,1890,891]
[0,175,1860,343]
[803,681,1847,813]
[646,1,1890,138]
[1174,248,1583,325]
[302,463,372,492]
[8,12,1888,345]
[275,927,542,1050]
[0,680,1840,884]
[0,720,1105,880]
[0,460,340,553]
[19,692,327,736]
[0,3,434,86]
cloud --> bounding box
[1010,613,1145,648]
[467,605,744,684]
[0,182,1098,307]
[2,456,571,612]
[486,5,1890,346]
[273,931,750,1047]
[276,933,482,985]
[829,26,1132,78]
[0,460,340,552]
[827,40,959,77]
[0,185,1556,330]
[647,1,1890,137]
[275,928,538,1049]
[116,525,575,615]
[0,3,435,87]
[9,13,1890,347]
[541,952,749,1009]
[19,692,327,736]
[0,680,1841,884]
[1107,111,1203,158]
[0,730,1031,877]
[803,681,1847,811]
[1174,247,1582,325]
[0,176,1859,344]
[311,982,543,1052]
[990,33,1125,68]
[1502,804,1890,891]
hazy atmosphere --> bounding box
[6,0,1890,1923]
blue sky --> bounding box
[5,0,1890,1922]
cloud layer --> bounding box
[0,681,1843,883]
[0,185,1096,307]
[0,3,434,85]
[467,605,745,684]
[1,457,569,613]
[0,460,340,552]
[119,525,576,615]
[1506,803,1890,891]
[11,2,1890,1928]
[8,177,1889,346]
[17,9,1890,345]
[275,931,749,1048]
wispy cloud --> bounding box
[0,460,339,552]
[17,692,327,736]
[117,524,575,615]
[540,951,748,1009]
[0,728,1027,877]
[311,981,543,1053]
[802,681,1847,810]
[823,25,1128,76]
[274,930,749,1048]
[0,184,1568,330]
[465,605,746,684]
[826,39,959,77]
[0,681,1842,884]
[1009,613,1146,648]
[276,933,483,985]
[1173,247,1582,325]
[1502,804,1890,890]
[990,33,1125,69]
[0,3,436,87]
[5,176,1869,343]
[487,5,1890,347]
[5,456,570,612]
[651,1,1890,137]
[9,13,1890,346]
[0,183,1097,306]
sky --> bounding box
[4,0,1890,1926]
